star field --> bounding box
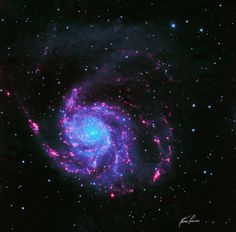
[0,1,235,232]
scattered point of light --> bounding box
[203,170,207,174]
[185,20,189,23]
[208,105,212,109]
[47,178,51,182]
[170,23,176,28]
[21,206,25,210]
[110,193,115,199]
[199,28,204,32]
[192,103,196,108]
[192,128,196,132]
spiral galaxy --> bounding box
[26,26,174,196]
[58,88,136,193]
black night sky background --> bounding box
[0,1,235,232]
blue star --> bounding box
[170,23,176,29]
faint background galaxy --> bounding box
[0,1,235,232]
